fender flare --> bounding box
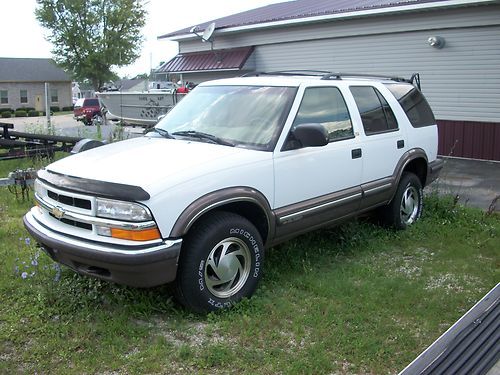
[169,186,275,244]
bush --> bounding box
[15,110,27,117]
[28,110,40,117]
[17,107,35,112]
[0,108,12,114]
[50,106,60,112]
[62,106,74,111]
[1,111,11,118]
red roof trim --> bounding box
[158,47,254,73]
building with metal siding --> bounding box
[158,0,500,161]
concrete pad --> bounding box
[430,157,500,212]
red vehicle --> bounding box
[73,98,103,126]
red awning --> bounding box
[157,47,254,74]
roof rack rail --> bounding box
[241,70,423,90]
[242,70,332,77]
[320,72,422,90]
[321,72,409,82]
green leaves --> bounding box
[35,0,146,89]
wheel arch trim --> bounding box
[389,148,428,201]
[169,187,274,244]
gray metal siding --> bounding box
[178,4,500,123]
[254,25,500,122]
[180,5,500,53]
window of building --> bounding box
[350,86,398,135]
[292,87,354,142]
[384,83,435,128]
[51,89,58,103]
[0,90,8,104]
[20,89,28,104]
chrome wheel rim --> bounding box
[400,185,419,225]
[204,237,251,299]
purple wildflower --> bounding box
[21,272,28,279]
[25,238,31,246]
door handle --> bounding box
[397,140,405,149]
[351,148,362,159]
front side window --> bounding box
[0,90,7,104]
[156,85,296,151]
[350,86,398,135]
[385,83,435,128]
[292,87,353,142]
[51,89,58,103]
[20,89,28,104]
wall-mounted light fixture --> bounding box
[428,36,445,49]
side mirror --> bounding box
[291,123,329,148]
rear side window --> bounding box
[350,86,398,135]
[292,87,354,141]
[385,83,435,127]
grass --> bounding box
[0,156,498,374]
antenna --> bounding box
[202,22,215,42]
[190,22,220,62]
[191,22,216,44]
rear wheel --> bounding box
[173,212,264,313]
[380,172,423,229]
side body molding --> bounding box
[169,187,275,244]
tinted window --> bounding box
[385,83,436,127]
[85,99,100,106]
[293,87,353,141]
[350,86,398,135]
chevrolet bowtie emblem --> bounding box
[52,206,65,219]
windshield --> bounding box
[155,85,296,150]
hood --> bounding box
[47,136,269,197]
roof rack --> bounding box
[241,71,422,90]
[320,72,422,90]
[242,70,331,77]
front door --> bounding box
[35,95,43,112]
[273,86,363,240]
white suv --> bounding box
[24,72,443,312]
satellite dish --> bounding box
[202,22,216,42]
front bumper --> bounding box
[23,210,182,287]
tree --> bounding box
[36,0,146,90]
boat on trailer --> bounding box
[97,90,186,127]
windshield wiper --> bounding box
[172,130,234,147]
[151,128,174,139]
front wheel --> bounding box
[173,212,264,313]
[91,114,103,126]
[380,172,423,230]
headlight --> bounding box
[96,198,152,221]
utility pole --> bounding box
[44,82,52,134]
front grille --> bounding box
[47,190,91,210]
[49,213,93,230]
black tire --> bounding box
[380,172,423,230]
[173,211,264,313]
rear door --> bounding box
[348,84,408,209]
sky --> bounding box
[2,0,285,79]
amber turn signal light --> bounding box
[110,227,161,241]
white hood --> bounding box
[47,137,269,196]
